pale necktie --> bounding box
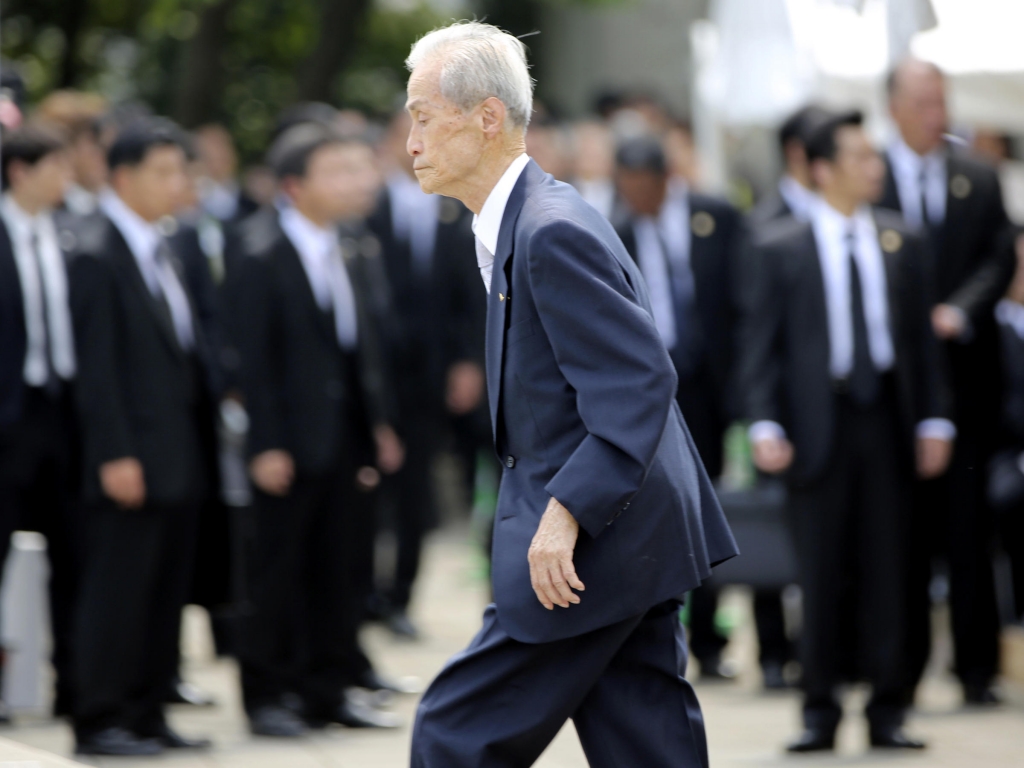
[475,237,494,294]
[326,243,359,351]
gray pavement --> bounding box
[1,528,1022,767]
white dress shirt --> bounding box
[749,199,955,445]
[777,175,818,222]
[387,171,440,275]
[472,153,531,293]
[101,192,196,351]
[0,194,76,383]
[888,136,947,231]
[279,207,358,350]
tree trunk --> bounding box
[171,0,237,128]
[296,0,372,103]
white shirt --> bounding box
[996,298,1024,340]
[888,136,947,230]
[387,171,440,274]
[777,175,818,222]
[101,192,196,351]
[472,153,531,293]
[279,207,358,350]
[0,194,76,384]
[749,199,955,445]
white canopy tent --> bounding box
[693,0,1024,191]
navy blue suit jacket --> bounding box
[486,160,738,644]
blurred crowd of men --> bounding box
[0,54,1022,756]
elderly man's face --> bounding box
[405,61,487,195]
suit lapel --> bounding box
[107,222,184,361]
[279,235,337,346]
[880,157,902,213]
[485,160,541,441]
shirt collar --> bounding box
[812,198,875,241]
[472,153,531,255]
[889,134,944,177]
[778,175,818,220]
[279,206,337,262]
[0,193,38,233]
[100,191,162,264]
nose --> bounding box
[407,128,422,157]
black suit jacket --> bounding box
[615,193,746,421]
[878,150,1011,325]
[234,214,393,475]
[366,190,483,417]
[68,217,215,506]
[740,210,950,484]
[748,189,792,231]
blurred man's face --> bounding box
[71,133,107,192]
[194,126,237,183]
[405,60,487,196]
[9,150,73,210]
[288,143,381,224]
[112,145,188,222]
[526,126,569,180]
[816,125,884,206]
[572,123,613,181]
[616,168,668,217]
[890,65,947,155]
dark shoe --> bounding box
[307,695,402,729]
[761,661,788,691]
[964,684,1001,706]
[75,727,163,756]
[249,705,306,738]
[387,610,421,640]
[786,728,835,753]
[870,726,926,750]
[146,725,212,750]
[166,679,217,707]
[357,669,423,695]
[698,655,736,682]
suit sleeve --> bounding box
[351,256,396,428]
[235,254,286,459]
[737,239,786,425]
[527,220,678,538]
[904,235,953,423]
[947,172,1013,324]
[68,255,136,466]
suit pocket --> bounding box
[505,318,537,346]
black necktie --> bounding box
[847,232,879,407]
[29,230,60,397]
[919,169,930,229]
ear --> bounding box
[479,97,508,138]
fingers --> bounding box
[529,559,554,610]
[529,553,584,610]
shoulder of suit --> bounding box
[870,207,915,236]
[689,191,739,219]
[61,213,114,262]
[240,208,285,259]
[751,215,810,250]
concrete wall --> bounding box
[537,0,709,118]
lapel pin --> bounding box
[880,229,902,253]
[950,174,972,199]
[690,211,715,238]
[498,293,505,302]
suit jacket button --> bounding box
[505,455,516,469]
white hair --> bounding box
[406,21,534,129]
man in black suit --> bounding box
[878,58,1013,704]
[611,136,752,682]
[742,111,953,752]
[750,106,830,228]
[68,120,214,755]
[366,110,485,638]
[234,124,405,738]
[0,123,79,722]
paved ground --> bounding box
[1,527,1022,767]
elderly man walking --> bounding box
[404,22,737,768]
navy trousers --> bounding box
[411,599,709,768]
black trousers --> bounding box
[240,462,365,717]
[384,410,440,609]
[412,601,708,768]
[0,386,80,714]
[907,429,1001,690]
[790,390,909,731]
[73,500,200,737]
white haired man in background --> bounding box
[403,21,736,768]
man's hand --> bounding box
[528,497,585,610]
[752,437,795,474]
[373,425,405,475]
[250,450,295,496]
[916,437,953,479]
[100,457,146,509]
[446,361,485,415]
[932,304,966,340]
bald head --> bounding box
[888,58,947,155]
